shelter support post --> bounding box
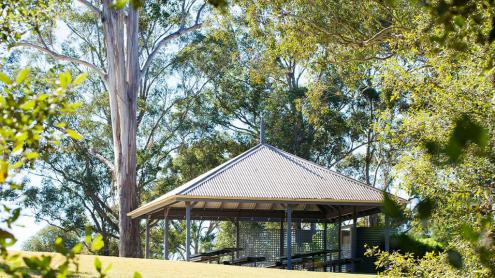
[351,207,357,272]
[279,219,284,257]
[286,205,293,270]
[384,214,390,252]
[337,207,342,272]
[164,209,170,260]
[145,215,150,259]
[323,221,328,272]
[235,219,240,259]
[185,201,192,261]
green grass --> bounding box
[6,252,376,277]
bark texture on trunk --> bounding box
[102,0,141,257]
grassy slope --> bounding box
[6,252,375,278]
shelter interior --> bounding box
[139,199,391,272]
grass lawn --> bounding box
[5,252,376,278]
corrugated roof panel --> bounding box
[129,144,396,218]
[181,144,384,201]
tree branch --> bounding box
[77,0,101,15]
[141,2,206,76]
[330,140,376,167]
[15,42,107,80]
[140,23,202,75]
[89,148,115,172]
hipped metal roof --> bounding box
[129,144,400,219]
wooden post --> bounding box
[323,221,328,272]
[279,219,284,257]
[351,207,357,272]
[337,208,342,272]
[164,209,169,260]
[185,202,191,261]
[145,215,150,259]
[384,215,390,252]
[235,219,240,259]
[287,206,293,270]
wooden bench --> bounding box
[223,256,266,266]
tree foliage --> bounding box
[0,66,115,277]
[22,226,80,253]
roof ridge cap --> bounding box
[264,144,325,179]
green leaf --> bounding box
[59,71,72,89]
[445,115,488,162]
[23,257,40,269]
[72,242,83,254]
[10,160,24,169]
[94,257,102,272]
[15,68,30,84]
[0,95,6,107]
[0,72,12,84]
[207,0,228,8]
[103,263,112,275]
[382,193,406,222]
[54,237,67,254]
[415,198,435,220]
[66,129,84,140]
[91,234,104,252]
[20,99,36,110]
[24,151,40,160]
[111,0,128,9]
[460,224,479,243]
[73,72,88,86]
[133,272,143,278]
[447,249,463,269]
[55,122,67,128]
[453,15,465,27]
[424,141,441,155]
[0,229,15,242]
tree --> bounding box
[18,47,206,256]
[22,226,80,252]
[179,2,409,191]
[347,1,495,274]
[6,0,208,257]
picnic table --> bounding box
[223,256,266,266]
[190,248,243,264]
[276,249,340,270]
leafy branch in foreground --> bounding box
[0,69,127,277]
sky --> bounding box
[2,174,45,250]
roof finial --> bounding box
[260,115,265,144]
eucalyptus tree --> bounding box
[178,3,409,190]
[8,0,209,257]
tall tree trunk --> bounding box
[102,0,140,257]
[365,99,379,227]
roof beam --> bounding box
[175,196,381,207]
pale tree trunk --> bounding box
[365,98,380,227]
[16,0,205,257]
[102,0,140,257]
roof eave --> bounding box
[127,195,177,219]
